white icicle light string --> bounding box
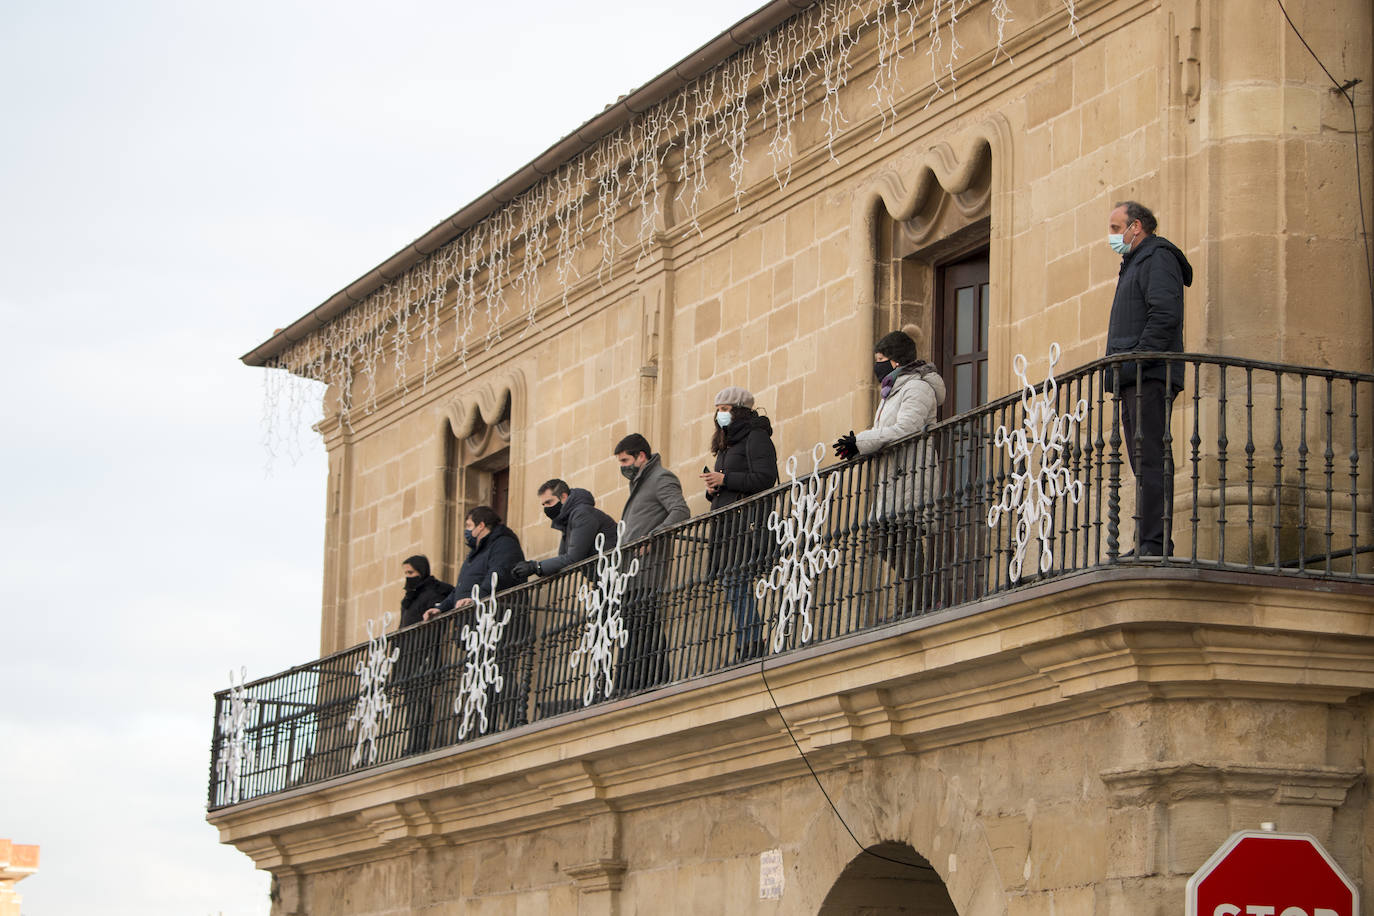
[262,1,1081,450]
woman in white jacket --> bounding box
[833,326,946,613]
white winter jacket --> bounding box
[855,365,947,518]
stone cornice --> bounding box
[209,570,1374,874]
[1100,761,1364,809]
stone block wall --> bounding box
[292,0,1371,663]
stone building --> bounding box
[0,840,39,916]
[210,0,1374,913]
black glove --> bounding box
[511,560,539,580]
[833,430,858,460]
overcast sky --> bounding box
[0,2,758,913]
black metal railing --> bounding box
[209,353,1373,809]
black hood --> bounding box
[554,487,597,524]
[726,414,773,443]
[1124,235,1193,287]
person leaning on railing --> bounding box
[511,479,618,580]
[424,506,528,620]
[1104,200,1192,558]
[833,326,946,613]
[699,386,779,662]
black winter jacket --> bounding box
[1106,234,1193,390]
[706,416,779,509]
[436,524,527,612]
[400,574,453,628]
[537,488,618,575]
[707,416,780,573]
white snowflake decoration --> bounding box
[454,573,512,739]
[756,443,841,652]
[216,666,258,805]
[569,522,640,706]
[346,612,401,767]
[987,343,1088,582]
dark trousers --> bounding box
[1120,380,1177,555]
[724,569,764,661]
[489,601,533,730]
[617,548,669,693]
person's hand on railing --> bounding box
[422,597,473,622]
[833,430,858,460]
[512,560,540,579]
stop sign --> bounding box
[1186,830,1358,916]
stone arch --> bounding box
[791,758,1007,916]
[818,841,958,916]
[425,369,530,576]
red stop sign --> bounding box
[1186,831,1358,916]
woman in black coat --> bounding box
[699,386,778,661]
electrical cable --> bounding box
[755,614,935,874]
[1272,0,1374,332]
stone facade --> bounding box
[216,574,1374,914]
[219,0,1374,912]
[0,840,39,916]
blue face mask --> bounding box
[716,410,732,428]
[1108,219,1137,255]
[464,529,477,549]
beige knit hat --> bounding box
[713,386,755,409]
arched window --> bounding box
[436,372,527,580]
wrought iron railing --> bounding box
[209,353,1373,809]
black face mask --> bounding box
[620,464,640,482]
[543,504,561,521]
[873,360,895,382]
[403,574,422,591]
[464,530,478,549]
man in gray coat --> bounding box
[612,433,689,691]
[615,433,690,543]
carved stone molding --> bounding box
[563,857,628,893]
[1100,761,1364,810]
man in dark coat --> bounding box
[512,479,618,579]
[1106,200,1193,557]
[399,555,452,628]
[426,506,528,619]
[423,506,531,732]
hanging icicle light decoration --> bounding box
[261,0,1082,450]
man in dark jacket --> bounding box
[1106,200,1193,557]
[399,555,452,628]
[425,506,528,619]
[513,480,618,579]
[613,434,689,691]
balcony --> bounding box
[207,353,1373,811]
